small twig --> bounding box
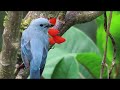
[100,11,108,79]
[108,33,116,78]
[106,12,113,78]
[100,11,113,79]
[107,12,116,79]
[101,11,116,79]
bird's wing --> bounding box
[21,30,32,68]
[39,46,48,75]
[30,32,49,77]
[30,36,45,70]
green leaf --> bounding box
[96,25,105,56]
[43,26,101,79]
[76,53,110,78]
[55,26,101,55]
[96,11,120,27]
[42,48,67,79]
[74,20,97,42]
[79,63,93,79]
[51,55,80,79]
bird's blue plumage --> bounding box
[21,18,50,79]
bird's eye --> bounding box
[40,24,43,27]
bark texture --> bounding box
[0,11,23,79]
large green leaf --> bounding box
[76,53,110,78]
[79,63,93,79]
[51,55,80,79]
[42,48,67,78]
[55,27,101,55]
[43,26,101,79]
[52,54,94,79]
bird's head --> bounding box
[30,18,53,33]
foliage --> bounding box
[3,15,8,27]
[96,12,120,63]
[96,11,120,78]
[20,17,32,32]
[42,11,120,79]
[43,26,103,79]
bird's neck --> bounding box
[28,26,48,34]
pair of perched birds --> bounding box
[21,17,65,79]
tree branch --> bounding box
[24,11,60,20]
[59,11,103,36]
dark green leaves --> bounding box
[76,53,109,78]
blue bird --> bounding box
[21,18,51,79]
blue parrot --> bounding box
[21,18,51,79]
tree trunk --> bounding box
[0,11,6,52]
[0,11,23,79]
